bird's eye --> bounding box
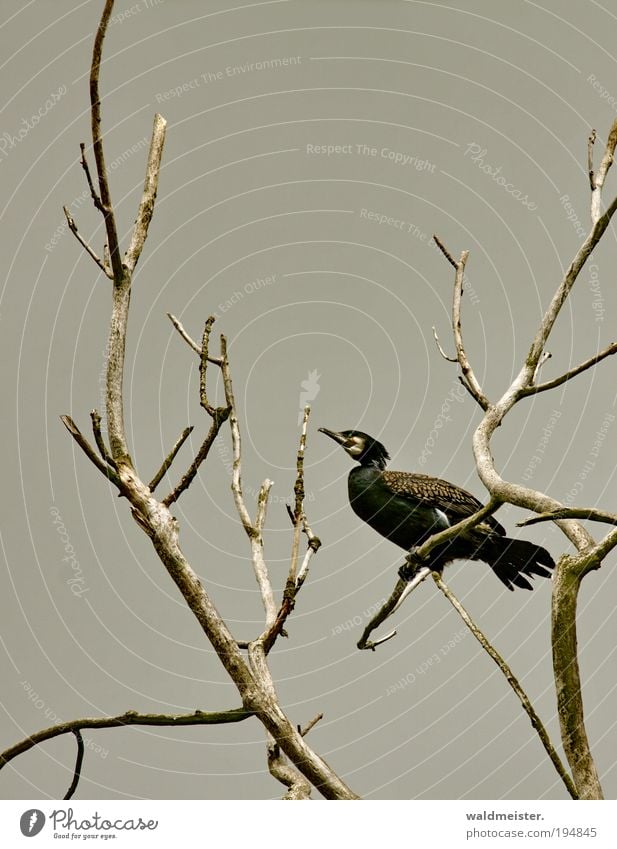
[346,438,364,455]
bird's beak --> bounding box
[318,427,348,446]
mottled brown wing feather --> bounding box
[381,470,506,535]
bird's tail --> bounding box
[482,536,554,591]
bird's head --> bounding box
[318,428,390,470]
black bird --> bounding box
[319,428,554,591]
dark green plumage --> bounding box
[319,428,554,591]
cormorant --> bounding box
[318,428,554,590]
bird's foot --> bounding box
[398,548,428,582]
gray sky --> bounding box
[1,0,616,800]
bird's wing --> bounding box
[381,470,506,535]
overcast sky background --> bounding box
[1,0,616,801]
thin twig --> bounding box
[90,409,115,467]
[289,406,310,585]
[162,319,229,504]
[433,234,458,268]
[518,508,617,528]
[124,112,167,273]
[522,341,617,395]
[251,479,277,626]
[299,713,324,737]
[162,422,226,506]
[168,313,222,363]
[588,129,596,192]
[591,118,617,224]
[452,250,489,410]
[64,731,85,800]
[357,568,431,651]
[218,335,277,625]
[296,519,321,590]
[89,0,123,281]
[220,335,254,535]
[432,572,578,800]
[149,426,194,492]
[168,313,201,355]
[79,142,103,211]
[0,708,253,769]
[63,206,111,277]
[262,407,320,651]
[532,350,552,383]
[61,415,121,487]
[432,325,457,362]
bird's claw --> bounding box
[398,548,427,582]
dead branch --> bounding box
[162,318,230,505]
[521,340,617,395]
[61,415,121,487]
[124,112,167,273]
[587,129,596,192]
[432,572,578,799]
[461,122,617,799]
[591,119,617,223]
[432,325,457,362]
[0,708,252,769]
[90,408,115,467]
[47,0,359,801]
[262,407,321,652]
[149,426,194,492]
[63,206,111,277]
[64,731,85,800]
[89,0,123,281]
[433,237,489,410]
[168,312,222,364]
[518,508,617,528]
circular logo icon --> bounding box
[19,809,45,837]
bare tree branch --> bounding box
[432,572,578,800]
[587,129,596,191]
[591,118,617,223]
[299,713,324,737]
[433,234,458,268]
[47,0,362,801]
[220,336,255,535]
[89,0,123,282]
[161,422,225,507]
[262,408,321,651]
[0,708,253,769]
[432,325,457,362]
[79,142,103,212]
[452,250,489,410]
[522,341,617,395]
[532,350,552,383]
[124,112,167,273]
[459,122,617,799]
[518,508,617,528]
[63,206,111,277]
[90,408,116,467]
[64,731,85,801]
[433,237,489,410]
[149,426,194,492]
[168,312,223,363]
[61,415,121,487]
[161,318,230,505]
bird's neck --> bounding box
[358,458,387,471]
